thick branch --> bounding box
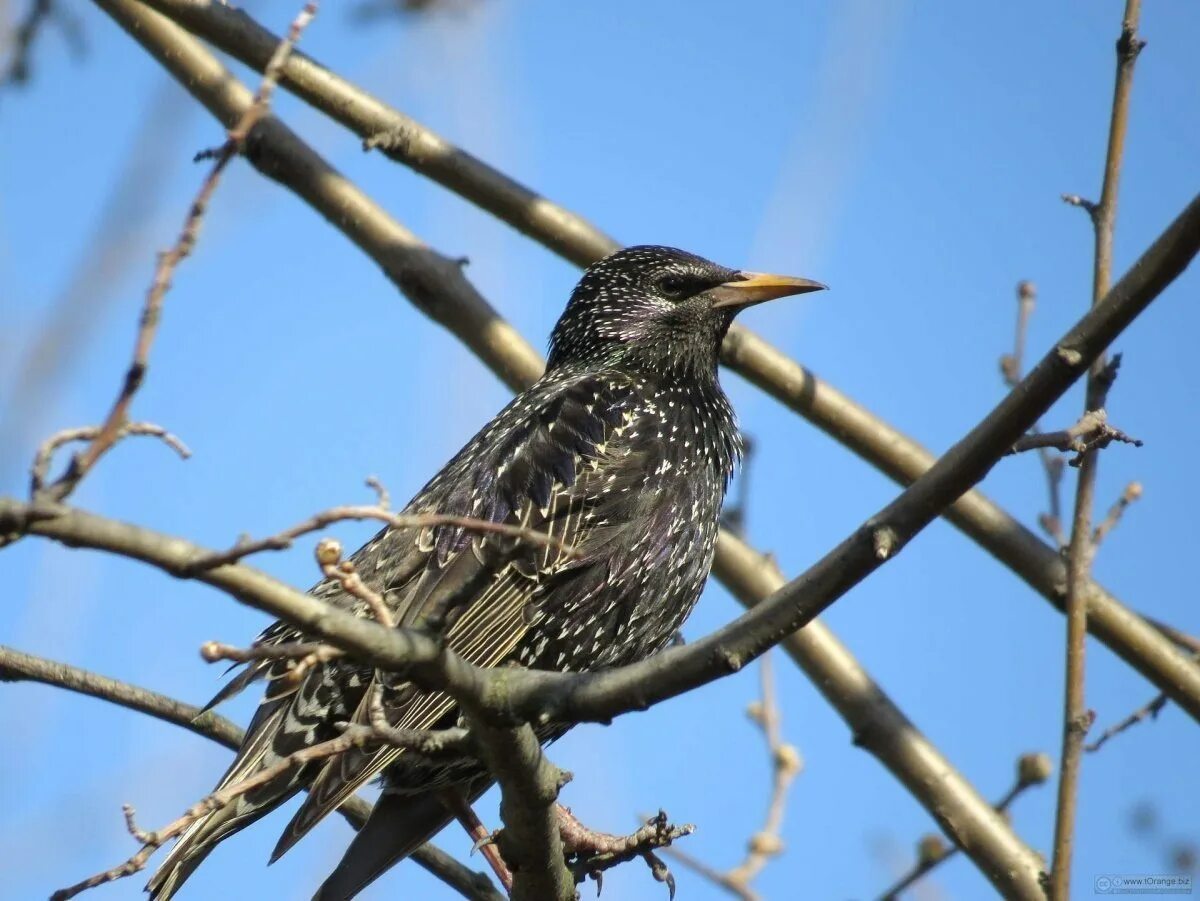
[464,715,574,901]
[877,752,1053,901]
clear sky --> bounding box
[3,1,1199,899]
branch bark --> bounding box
[463,715,574,901]
[122,0,1200,731]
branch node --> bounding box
[872,526,898,561]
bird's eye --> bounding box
[658,275,688,298]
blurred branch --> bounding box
[110,0,543,390]
[122,0,1200,731]
[664,652,801,900]
[0,79,194,485]
[1000,280,1068,546]
[1,0,84,87]
[1051,3,1144,897]
[877,753,1054,901]
[1086,688,1169,754]
[1092,480,1143,546]
[0,645,503,900]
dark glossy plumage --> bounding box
[147,246,822,901]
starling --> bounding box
[146,245,823,900]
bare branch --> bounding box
[1092,480,1143,546]
[36,2,318,506]
[464,714,574,901]
[664,652,800,899]
[1086,691,1169,754]
[0,643,242,748]
[1051,4,1144,897]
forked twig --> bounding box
[30,423,190,496]
[35,0,319,505]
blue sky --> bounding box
[3,1,1199,898]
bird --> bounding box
[146,245,824,900]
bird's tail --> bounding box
[313,781,489,901]
[145,782,301,901]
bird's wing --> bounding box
[270,372,654,857]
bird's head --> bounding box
[547,245,825,379]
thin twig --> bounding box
[36,0,319,505]
[1050,4,1144,898]
[664,651,800,899]
[1007,407,1141,465]
[1086,692,1169,754]
[315,536,394,627]
[185,504,576,573]
[200,638,343,691]
[1092,481,1143,546]
[999,281,1071,546]
[29,422,190,496]
[877,753,1053,901]
[1086,649,1200,753]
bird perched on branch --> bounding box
[147,245,824,900]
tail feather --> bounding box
[313,781,488,901]
[145,699,305,900]
[145,787,298,900]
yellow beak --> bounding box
[709,271,828,310]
